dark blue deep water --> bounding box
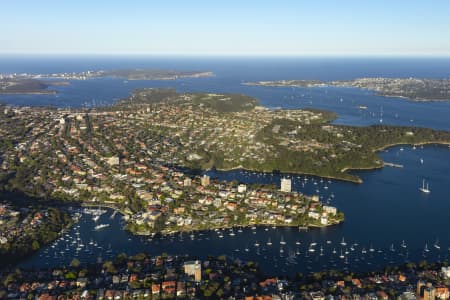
[2,56,450,275]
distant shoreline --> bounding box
[0,90,57,95]
[1,69,214,81]
[244,78,450,102]
[0,69,213,95]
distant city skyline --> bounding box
[1,0,450,56]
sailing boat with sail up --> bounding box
[434,239,441,250]
[419,179,430,194]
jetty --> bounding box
[383,162,404,168]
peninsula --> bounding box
[0,78,68,95]
[0,69,213,94]
[244,77,450,102]
[1,69,213,82]
[0,193,72,267]
[2,89,450,235]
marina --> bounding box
[2,56,450,276]
[18,144,450,275]
[21,206,450,275]
[4,3,450,298]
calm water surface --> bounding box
[2,56,450,129]
[1,56,450,274]
[18,145,450,275]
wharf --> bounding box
[383,162,404,168]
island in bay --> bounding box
[0,69,213,94]
[2,88,450,240]
[244,77,450,101]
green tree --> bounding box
[103,261,117,274]
[114,253,128,266]
[31,240,40,251]
[65,272,77,280]
[70,258,81,268]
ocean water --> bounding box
[2,56,450,129]
[2,56,450,274]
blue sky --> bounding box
[1,0,450,56]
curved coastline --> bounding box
[243,78,450,102]
[211,166,363,184]
[0,90,58,95]
[340,141,450,182]
[134,218,344,237]
[209,141,450,185]
[374,140,450,152]
[76,202,344,236]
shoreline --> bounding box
[0,90,57,95]
[132,218,344,236]
[75,202,343,236]
[15,71,215,82]
[211,166,363,184]
[374,140,450,152]
[210,142,450,185]
[243,81,450,102]
[72,195,345,237]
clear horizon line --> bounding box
[1,52,450,59]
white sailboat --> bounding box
[419,179,430,194]
[379,105,383,123]
[434,239,441,250]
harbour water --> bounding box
[2,56,450,275]
[18,144,450,275]
[2,56,450,130]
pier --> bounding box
[383,162,404,168]
[80,203,128,217]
